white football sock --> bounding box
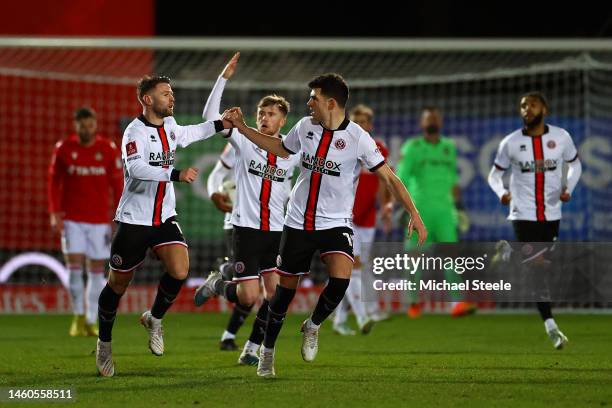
[544,318,558,333]
[346,268,368,325]
[243,340,259,354]
[221,330,236,341]
[68,265,85,315]
[85,267,106,324]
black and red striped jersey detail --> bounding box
[152,126,170,226]
[304,129,334,230]
[531,135,546,221]
[259,152,278,231]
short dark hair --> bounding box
[74,107,96,121]
[520,91,549,111]
[258,94,290,116]
[137,75,171,102]
[308,73,349,108]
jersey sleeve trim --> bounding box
[281,140,296,155]
[369,160,386,172]
[566,153,579,163]
[222,128,234,139]
[220,158,233,169]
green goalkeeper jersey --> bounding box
[396,136,458,210]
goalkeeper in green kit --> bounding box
[396,106,476,318]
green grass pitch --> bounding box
[0,313,610,407]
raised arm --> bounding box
[203,52,240,122]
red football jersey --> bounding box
[353,138,389,227]
[48,135,123,224]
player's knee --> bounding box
[238,294,257,307]
[108,270,132,294]
[65,254,84,267]
[88,259,107,270]
[264,290,275,302]
[238,290,258,306]
[279,275,300,289]
[165,261,189,280]
[169,268,189,280]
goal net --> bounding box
[1,38,610,310]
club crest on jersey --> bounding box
[95,152,103,161]
[170,131,176,141]
[126,141,138,156]
[112,254,123,266]
[547,140,556,149]
[235,261,245,273]
[71,152,78,160]
[334,138,346,150]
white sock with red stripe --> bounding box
[86,266,107,325]
[68,265,85,315]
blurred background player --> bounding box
[396,106,476,318]
[48,107,123,337]
[332,104,392,336]
[195,53,300,366]
[206,142,246,351]
[488,91,582,349]
[95,75,231,377]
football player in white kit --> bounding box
[488,92,582,349]
[95,75,232,377]
[194,53,300,366]
[205,143,248,351]
[333,105,393,336]
[223,72,427,378]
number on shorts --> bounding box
[343,232,353,248]
[171,221,184,235]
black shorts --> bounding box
[232,225,282,282]
[512,220,560,242]
[512,220,560,263]
[277,225,354,276]
[109,216,187,272]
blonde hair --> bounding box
[257,94,290,116]
[350,104,374,122]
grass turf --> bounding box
[0,313,610,407]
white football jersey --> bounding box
[226,130,299,231]
[493,124,579,221]
[115,115,223,226]
[219,144,236,230]
[282,117,385,230]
